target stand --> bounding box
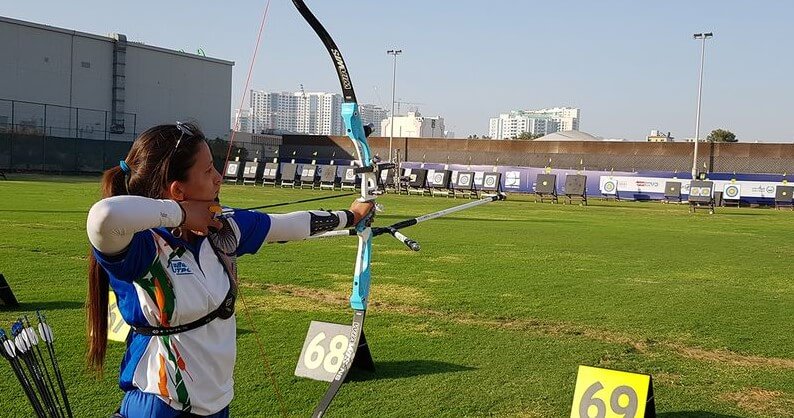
[242,161,262,185]
[428,169,452,197]
[299,164,318,189]
[262,162,280,187]
[280,163,298,188]
[453,171,476,199]
[480,172,502,196]
[0,274,19,307]
[722,183,741,207]
[688,180,715,214]
[319,165,338,190]
[663,181,682,203]
[223,160,242,184]
[563,174,587,206]
[340,166,358,191]
[406,168,429,196]
[534,174,558,203]
[775,186,794,210]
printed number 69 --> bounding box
[579,382,638,418]
[303,332,349,373]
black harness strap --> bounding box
[132,222,238,336]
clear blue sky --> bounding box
[4,0,794,141]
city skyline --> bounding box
[3,1,794,142]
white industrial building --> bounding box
[488,107,580,140]
[0,16,233,140]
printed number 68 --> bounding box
[303,332,349,373]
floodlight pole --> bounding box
[691,32,713,179]
[387,49,402,163]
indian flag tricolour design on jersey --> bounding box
[134,239,193,412]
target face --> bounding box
[459,174,471,186]
[690,187,701,197]
[433,173,444,183]
[226,163,238,175]
[604,181,615,192]
[505,171,521,188]
[344,169,355,181]
[484,175,497,187]
[724,184,740,199]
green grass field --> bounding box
[0,175,792,417]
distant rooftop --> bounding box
[535,130,601,141]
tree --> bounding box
[516,131,542,140]
[707,128,737,143]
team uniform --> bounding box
[87,196,353,417]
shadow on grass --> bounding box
[1,301,84,312]
[347,359,475,382]
[658,412,742,418]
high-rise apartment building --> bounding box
[233,108,252,133]
[359,104,390,136]
[249,89,343,135]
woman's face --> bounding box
[171,141,222,202]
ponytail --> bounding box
[86,166,126,375]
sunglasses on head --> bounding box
[174,121,197,151]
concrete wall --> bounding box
[279,135,794,175]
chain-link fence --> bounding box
[0,99,137,172]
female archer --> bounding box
[86,122,372,417]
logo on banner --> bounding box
[724,184,741,199]
[505,171,521,188]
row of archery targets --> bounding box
[222,158,505,199]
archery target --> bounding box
[281,163,298,181]
[775,186,794,201]
[482,173,500,191]
[408,168,428,188]
[723,184,741,200]
[564,175,586,196]
[458,173,472,186]
[429,170,450,187]
[535,174,557,194]
[602,179,617,194]
[224,162,239,177]
[664,181,681,198]
[320,165,337,182]
[343,167,356,182]
[263,163,279,180]
[688,180,713,203]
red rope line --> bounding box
[223,0,273,169]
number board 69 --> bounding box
[570,365,655,418]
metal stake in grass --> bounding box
[24,315,65,418]
[1,328,47,418]
[11,320,61,417]
[37,311,73,418]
